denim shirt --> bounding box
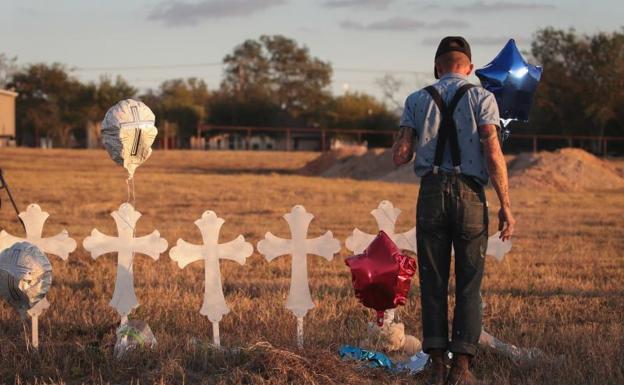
[400,73,500,185]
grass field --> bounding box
[0,148,622,385]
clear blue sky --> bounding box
[1,0,622,99]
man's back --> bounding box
[400,73,500,185]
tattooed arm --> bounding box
[392,127,414,166]
[479,124,515,241]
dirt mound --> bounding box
[299,147,367,175]
[301,148,418,183]
[321,148,394,180]
[509,148,624,191]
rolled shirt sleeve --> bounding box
[476,91,501,128]
[400,95,418,130]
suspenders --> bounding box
[424,83,474,175]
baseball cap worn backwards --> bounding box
[434,36,472,79]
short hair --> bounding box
[435,51,471,71]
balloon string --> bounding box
[126,177,136,208]
[124,176,136,325]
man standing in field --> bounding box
[392,37,515,385]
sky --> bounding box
[1,0,622,100]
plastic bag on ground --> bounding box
[114,319,157,358]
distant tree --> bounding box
[82,76,137,147]
[0,53,18,89]
[221,35,332,125]
[207,90,280,127]
[376,74,403,112]
[142,78,210,146]
[530,28,624,138]
[10,63,88,147]
[328,92,397,130]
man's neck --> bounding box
[439,72,469,80]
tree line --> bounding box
[1,28,623,149]
[1,35,396,148]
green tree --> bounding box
[221,35,332,125]
[530,28,624,139]
[142,78,210,146]
[83,76,137,147]
[10,63,88,147]
[0,53,18,89]
[328,92,397,130]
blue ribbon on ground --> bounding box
[339,345,394,370]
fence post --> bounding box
[321,129,327,152]
[286,128,292,151]
[532,136,537,153]
[603,139,608,157]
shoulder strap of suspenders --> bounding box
[424,83,474,174]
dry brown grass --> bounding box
[0,148,622,385]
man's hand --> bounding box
[498,206,515,241]
[392,127,414,166]
[479,123,515,241]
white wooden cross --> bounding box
[346,200,417,254]
[83,203,168,323]
[0,203,77,349]
[0,203,77,259]
[169,210,253,346]
[257,205,340,348]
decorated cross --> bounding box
[169,210,253,346]
[257,205,340,348]
[0,203,77,349]
[83,203,168,322]
[346,200,416,254]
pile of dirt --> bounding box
[321,148,394,180]
[301,147,623,190]
[508,148,624,191]
[300,148,417,183]
[298,146,367,176]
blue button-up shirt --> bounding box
[400,73,500,185]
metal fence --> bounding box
[196,124,624,156]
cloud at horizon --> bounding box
[453,1,556,13]
[148,0,287,27]
[422,35,530,46]
[322,0,395,9]
[341,17,470,31]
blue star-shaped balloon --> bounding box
[476,39,543,129]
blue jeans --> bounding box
[416,172,488,356]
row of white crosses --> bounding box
[0,200,510,350]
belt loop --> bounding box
[433,166,440,175]
[453,166,461,174]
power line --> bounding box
[74,62,430,75]
[74,62,223,71]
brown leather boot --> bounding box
[425,349,447,385]
[445,354,480,385]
